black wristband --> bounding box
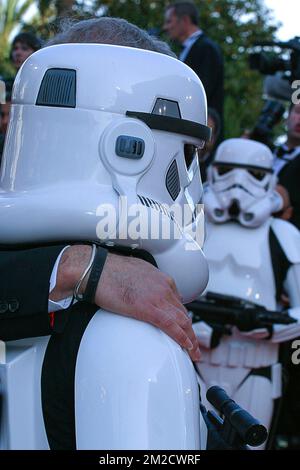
[83,246,108,304]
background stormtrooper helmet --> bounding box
[205,138,282,227]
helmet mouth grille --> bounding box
[138,194,178,225]
[138,195,172,218]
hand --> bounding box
[275,184,293,221]
[240,328,270,340]
[280,292,290,308]
[50,246,201,362]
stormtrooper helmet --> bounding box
[0,43,211,300]
[205,138,282,227]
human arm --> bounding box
[0,244,201,360]
[50,245,201,362]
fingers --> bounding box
[177,308,201,362]
[148,304,201,362]
[157,283,200,360]
[164,287,188,313]
[165,274,183,302]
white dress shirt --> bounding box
[179,30,203,62]
[48,246,73,312]
[273,144,300,175]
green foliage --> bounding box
[27,1,99,42]
[99,0,170,30]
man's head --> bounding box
[10,32,42,70]
[164,2,199,43]
[48,17,175,56]
[287,103,300,147]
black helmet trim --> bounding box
[213,161,273,173]
[126,111,211,142]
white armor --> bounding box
[195,138,300,449]
[0,44,211,449]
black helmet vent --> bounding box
[36,68,76,108]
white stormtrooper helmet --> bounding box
[205,138,282,227]
[0,43,211,300]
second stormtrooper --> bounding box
[193,138,300,448]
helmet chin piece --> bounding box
[0,43,211,299]
[238,189,284,228]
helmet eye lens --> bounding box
[184,144,198,169]
[216,165,233,176]
[248,169,266,181]
[214,163,270,180]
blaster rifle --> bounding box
[186,291,296,332]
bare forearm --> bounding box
[50,245,201,362]
[49,245,92,301]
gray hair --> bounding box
[47,17,176,57]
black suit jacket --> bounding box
[184,34,224,125]
[278,154,300,231]
[0,245,65,340]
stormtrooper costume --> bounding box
[195,138,300,448]
[0,43,211,449]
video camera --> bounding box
[248,37,300,147]
[249,37,300,85]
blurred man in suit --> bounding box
[272,104,300,230]
[164,1,224,131]
[273,103,300,176]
